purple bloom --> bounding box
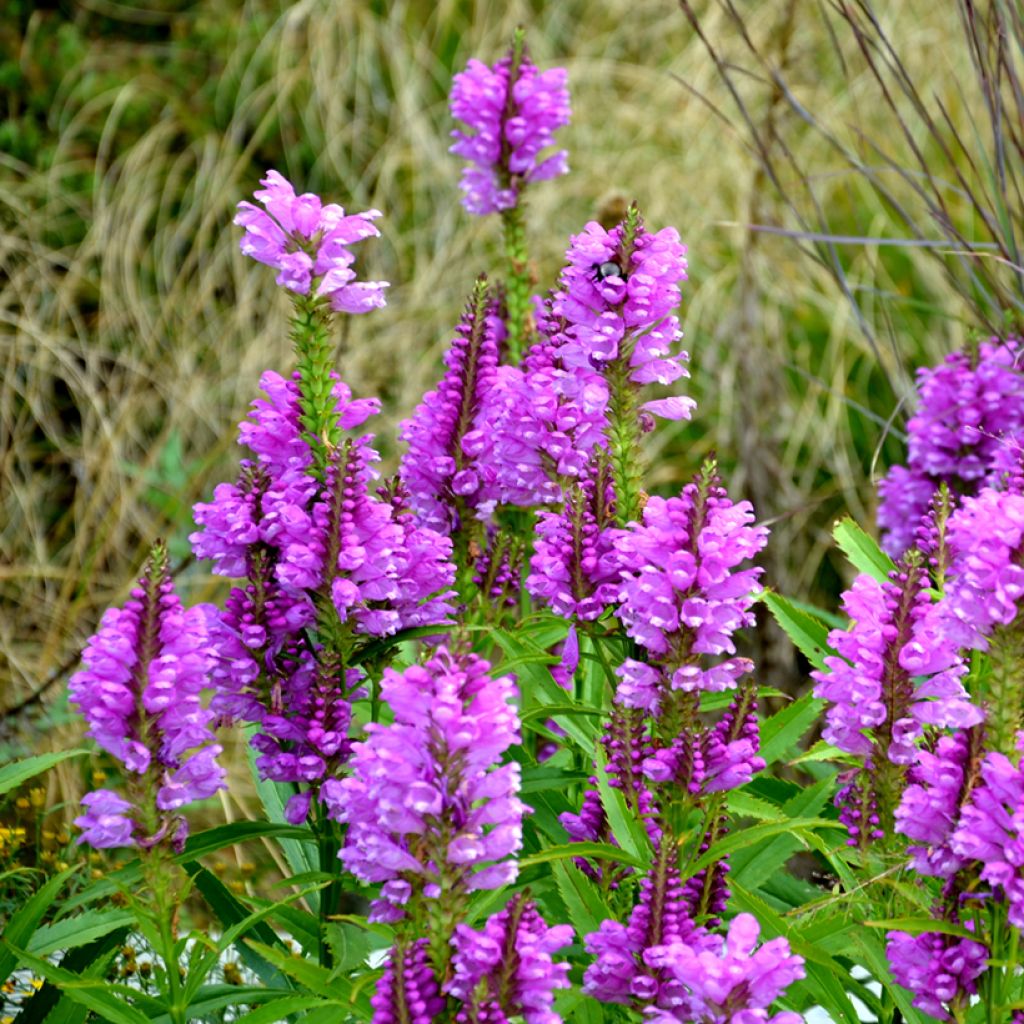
[370,939,446,1024]
[449,47,570,215]
[886,929,988,1021]
[193,371,455,821]
[895,729,979,877]
[448,895,573,1024]
[527,459,620,620]
[935,486,1024,651]
[583,839,704,1006]
[643,913,805,1024]
[812,561,982,764]
[74,790,136,849]
[951,743,1024,928]
[235,170,388,312]
[399,284,504,533]
[322,648,524,919]
[69,545,225,850]
[466,212,692,512]
[612,472,767,673]
[878,337,1024,556]
[644,688,765,797]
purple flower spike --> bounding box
[399,282,504,533]
[895,729,980,878]
[643,913,805,1024]
[584,838,705,1007]
[449,44,570,215]
[371,939,446,1024]
[951,745,1024,928]
[878,337,1024,556]
[69,544,225,850]
[235,169,388,312]
[936,486,1024,651]
[886,929,988,1021]
[448,895,573,1024]
[612,468,767,671]
[322,648,524,918]
[527,458,620,620]
[812,558,982,764]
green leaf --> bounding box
[551,859,612,938]
[0,944,152,1024]
[759,691,826,766]
[519,841,645,871]
[834,517,896,583]
[853,929,930,1024]
[65,821,310,912]
[864,916,979,942]
[689,818,843,874]
[228,994,335,1024]
[15,920,129,1024]
[324,921,391,977]
[246,940,357,1002]
[185,863,292,990]
[0,749,89,798]
[789,739,856,765]
[28,908,135,955]
[0,864,77,981]
[594,744,653,862]
[761,591,833,671]
[726,790,786,822]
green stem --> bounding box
[317,814,342,969]
[158,911,185,1024]
[290,293,339,473]
[501,203,532,362]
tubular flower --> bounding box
[235,169,388,312]
[583,838,704,1007]
[950,741,1024,928]
[643,687,765,797]
[449,45,570,215]
[878,337,1024,556]
[448,895,574,1024]
[612,466,767,688]
[370,939,446,1024]
[322,649,525,921]
[193,372,455,821]
[553,217,693,420]
[934,486,1024,651]
[894,729,981,878]
[812,558,982,764]
[70,544,225,850]
[643,913,805,1024]
[466,210,691,513]
[527,459,620,620]
[399,283,504,533]
[885,929,988,1021]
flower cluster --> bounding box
[448,895,573,1024]
[371,939,445,1024]
[449,45,570,215]
[235,169,388,312]
[468,208,691,512]
[644,914,805,1024]
[886,929,988,1021]
[878,337,1024,555]
[70,545,225,850]
[812,561,981,764]
[399,283,504,533]
[613,469,767,697]
[322,648,524,920]
[192,370,456,820]
[934,485,1024,652]
[527,459,619,620]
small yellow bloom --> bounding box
[29,788,46,809]
[14,798,29,810]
